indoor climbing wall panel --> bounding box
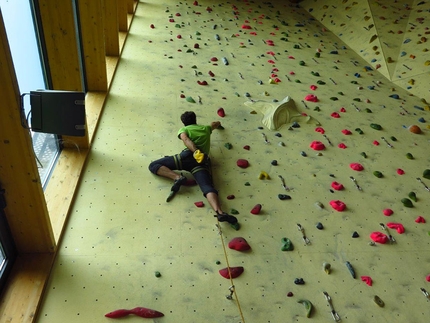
[37,1,430,322]
[300,0,430,101]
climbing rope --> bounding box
[215,221,246,323]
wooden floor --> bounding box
[36,1,430,322]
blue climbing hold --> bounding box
[389,94,400,99]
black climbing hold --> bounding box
[275,133,282,137]
[271,160,278,166]
[316,222,324,230]
[292,122,300,128]
[300,151,307,157]
[278,194,291,200]
[294,278,305,285]
[352,231,359,238]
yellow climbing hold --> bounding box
[369,34,377,43]
[425,106,430,112]
[269,78,278,84]
[258,171,271,180]
[250,110,257,114]
[424,60,430,66]
[263,91,270,96]
[408,79,415,85]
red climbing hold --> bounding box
[105,307,164,318]
[243,145,250,150]
[227,195,235,200]
[373,140,380,146]
[194,43,199,49]
[208,70,215,77]
[331,182,344,190]
[415,216,426,223]
[193,1,198,5]
[210,57,218,61]
[217,107,225,117]
[315,127,325,134]
[310,85,317,90]
[304,94,318,102]
[228,237,251,251]
[150,24,155,29]
[219,266,244,279]
[426,274,430,282]
[251,204,262,215]
[236,159,249,168]
[194,201,204,207]
[341,129,352,135]
[338,143,347,149]
[242,24,252,29]
[340,107,346,112]
[197,80,208,85]
[386,222,405,234]
[310,141,325,150]
[383,209,393,216]
[396,168,405,175]
[361,276,373,286]
[329,200,346,211]
[331,112,340,118]
[350,163,364,171]
[370,232,388,244]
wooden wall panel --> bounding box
[103,0,120,56]
[0,11,55,254]
[37,0,83,91]
[118,0,128,32]
[77,0,108,92]
[126,0,134,13]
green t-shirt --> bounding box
[178,124,212,154]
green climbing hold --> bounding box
[373,171,383,178]
[423,169,430,180]
[401,198,413,208]
[311,71,320,76]
[245,182,251,186]
[195,31,201,35]
[230,209,239,215]
[365,108,372,113]
[315,52,320,58]
[216,260,221,265]
[317,80,326,85]
[155,271,161,278]
[406,153,414,159]
[186,96,196,103]
[360,152,367,158]
[224,143,232,149]
[408,191,417,202]
[294,79,301,83]
[390,136,397,141]
[313,106,321,111]
[338,92,344,95]
[330,97,338,101]
[370,123,382,130]
[175,24,181,28]
[355,128,364,134]
[353,97,361,102]
[230,222,240,231]
[281,237,294,251]
[351,81,358,84]
[299,61,306,66]
[191,65,197,68]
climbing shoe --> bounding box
[170,175,187,192]
[215,212,238,224]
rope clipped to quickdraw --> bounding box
[215,222,246,323]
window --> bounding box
[1,0,61,187]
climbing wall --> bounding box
[300,0,430,101]
[36,1,430,322]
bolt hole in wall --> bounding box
[1,0,60,187]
